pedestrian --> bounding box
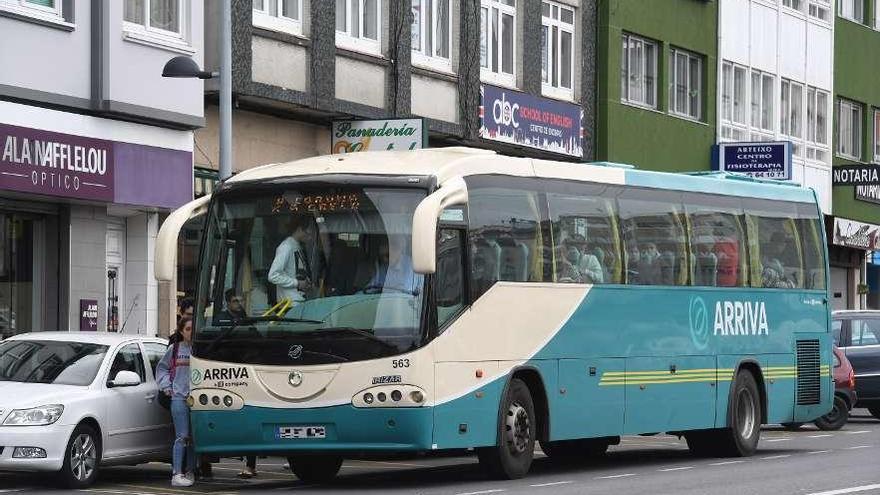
[156,317,196,487]
[177,297,194,324]
[238,456,258,478]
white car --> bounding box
[0,332,173,488]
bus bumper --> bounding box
[191,404,435,455]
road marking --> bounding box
[808,450,831,454]
[529,481,574,487]
[81,490,166,495]
[761,455,791,460]
[455,490,506,495]
[118,484,226,495]
[347,459,431,468]
[658,466,694,472]
[805,484,880,495]
[765,438,791,442]
[845,430,872,435]
[808,434,833,438]
[595,473,636,479]
[709,460,745,466]
[847,445,872,450]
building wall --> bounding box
[597,0,718,172]
[718,0,834,213]
[68,205,109,332]
[833,14,880,222]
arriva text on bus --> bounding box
[714,301,769,336]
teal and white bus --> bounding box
[155,147,832,482]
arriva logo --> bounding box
[713,301,769,336]
[689,296,709,350]
[492,92,520,128]
[191,369,203,385]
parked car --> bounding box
[832,310,880,420]
[782,346,857,431]
[0,332,172,488]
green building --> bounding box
[596,0,718,172]
[831,5,880,309]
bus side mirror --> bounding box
[412,177,468,274]
[155,195,212,281]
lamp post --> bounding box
[162,2,232,181]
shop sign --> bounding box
[331,118,426,153]
[79,299,99,331]
[855,184,880,205]
[833,164,880,186]
[832,217,880,251]
[711,141,792,180]
[0,123,114,201]
[479,84,584,158]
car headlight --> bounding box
[3,405,64,426]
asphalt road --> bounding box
[2,410,878,495]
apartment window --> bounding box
[336,0,381,53]
[668,48,701,120]
[780,79,804,139]
[541,1,575,99]
[481,0,516,86]
[874,109,880,163]
[838,99,862,160]
[782,0,804,11]
[253,0,302,35]
[806,87,829,162]
[809,0,831,20]
[0,0,73,25]
[124,0,183,36]
[721,61,747,126]
[411,0,452,70]
[838,0,864,22]
[750,70,774,134]
[621,33,657,109]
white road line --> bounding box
[808,434,833,438]
[805,483,880,495]
[455,490,506,495]
[529,481,574,487]
[845,430,872,435]
[761,455,791,460]
[847,445,872,450]
[595,473,637,479]
[658,466,694,472]
[709,460,746,466]
[764,438,791,442]
[80,490,159,495]
[347,459,432,468]
[808,450,831,454]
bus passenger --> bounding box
[761,233,796,289]
[568,234,604,284]
[638,242,662,285]
[367,236,421,294]
[268,216,314,303]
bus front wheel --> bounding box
[288,455,343,483]
[477,378,536,479]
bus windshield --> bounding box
[195,185,427,366]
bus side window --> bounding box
[745,200,803,289]
[436,229,466,329]
[546,190,621,284]
[618,191,688,286]
[795,204,826,290]
[683,193,748,287]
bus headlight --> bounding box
[352,385,427,408]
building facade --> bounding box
[596,0,718,172]
[831,1,880,310]
[180,0,600,300]
[0,0,202,337]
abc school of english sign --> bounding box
[712,141,792,180]
[479,84,584,158]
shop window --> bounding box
[480,0,517,87]
[668,48,702,121]
[253,0,302,36]
[541,1,575,100]
[618,190,688,286]
[411,0,452,71]
[621,33,657,109]
[336,0,381,54]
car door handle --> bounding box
[145,394,156,401]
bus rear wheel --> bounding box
[287,455,343,484]
[686,371,761,457]
[477,378,536,479]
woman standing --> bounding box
[156,317,195,487]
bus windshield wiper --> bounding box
[306,327,400,352]
[215,315,325,325]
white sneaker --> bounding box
[172,473,194,487]
[184,472,195,483]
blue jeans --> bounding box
[171,398,195,475]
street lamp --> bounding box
[161,2,232,181]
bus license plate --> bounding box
[276,426,326,439]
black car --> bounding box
[832,311,880,419]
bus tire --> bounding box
[814,395,849,431]
[717,370,762,457]
[684,431,715,457]
[477,378,536,479]
[541,438,610,460]
[288,455,343,484]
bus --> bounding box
[155,147,832,482]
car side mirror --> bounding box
[110,370,141,387]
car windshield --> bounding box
[195,185,427,365]
[0,340,109,386]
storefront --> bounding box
[827,216,879,311]
[0,100,193,337]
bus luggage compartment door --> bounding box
[554,358,624,441]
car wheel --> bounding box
[288,455,343,483]
[868,407,880,420]
[781,422,804,431]
[477,378,536,479]
[59,424,101,489]
[814,396,849,431]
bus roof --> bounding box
[226,147,818,204]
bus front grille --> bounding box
[796,339,821,405]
